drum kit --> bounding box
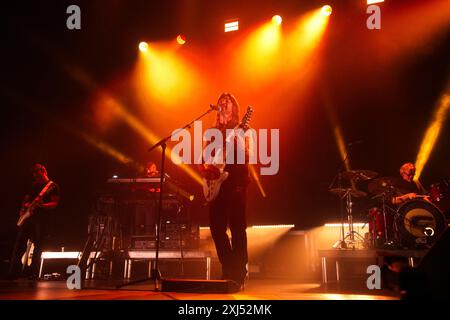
[329,170,449,250]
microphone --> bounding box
[210,104,222,112]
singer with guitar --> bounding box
[200,93,252,289]
[8,164,60,280]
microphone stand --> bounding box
[116,105,216,291]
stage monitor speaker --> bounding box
[161,278,240,293]
[417,226,450,298]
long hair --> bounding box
[214,92,240,129]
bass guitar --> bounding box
[17,181,55,227]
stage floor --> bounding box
[0,279,398,300]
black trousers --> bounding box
[9,217,48,277]
[209,182,248,283]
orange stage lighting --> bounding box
[233,19,282,86]
[249,164,267,198]
[324,98,352,172]
[415,94,450,179]
[79,132,144,172]
[136,44,201,107]
[283,7,331,74]
[321,5,333,17]
[30,40,202,186]
[272,15,282,26]
[373,0,450,64]
[177,34,186,45]
[138,41,149,53]
[97,94,203,185]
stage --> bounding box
[0,279,397,300]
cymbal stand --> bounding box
[330,172,347,249]
[329,147,351,249]
[381,193,390,245]
[383,188,401,247]
[341,189,366,248]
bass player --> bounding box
[8,164,60,280]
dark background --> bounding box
[1,0,449,253]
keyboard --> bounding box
[107,177,165,184]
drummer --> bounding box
[392,162,428,205]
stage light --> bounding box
[138,41,149,52]
[325,223,366,228]
[249,164,267,198]
[200,225,295,230]
[225,19,239,33]
[137,45,200,106]
[272,15,282,26]
[47,47,203,186]
[321,5,332,17]
[324,99,352,173]
[367,0,384,4]
[289,7,331,55]
[177,34,186,45]
[415,94,450,179]
[234,19,281,81]
[251,224,294,229]
[79,132,144,172]
[95,93,204,185]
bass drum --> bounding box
[396,200,446,248]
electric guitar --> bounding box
[202,107,253,202]
[17,181,55,227]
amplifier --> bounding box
[130,236,156,250]
[130,238,196,250]
[160,239,196,249]
[95,194,196,251]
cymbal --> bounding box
[341,170,378,182]
[368,177,397,195]
[329,188,367,198]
